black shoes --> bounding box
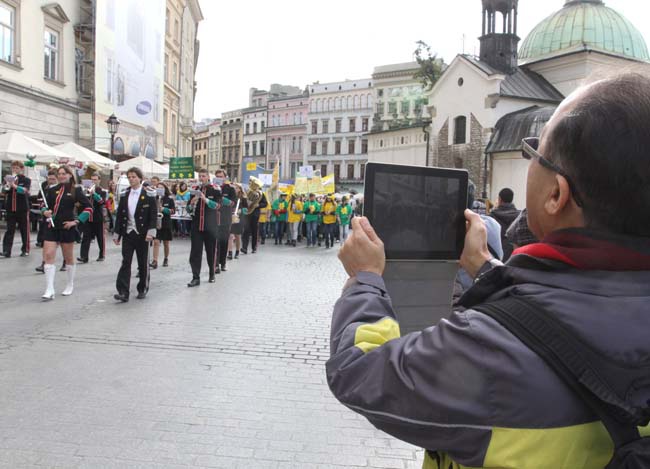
[227,253,233,260]
[114,292,129,303]
[136,292,147,300]
[220,264,227,272]
[208,275,216,283]
[252,249,257,253]
[60,263,67,271]
[234,250,239,259]
[240,248,247,254]
[163,258,168,267]
[0,252,10,258]
[35,263,44,273]
[20,251,29,257]
[274,240,278,245]
[35,242,43,248]
[150,260,158,269]
[187,278,200,288]
[77,257,88,264]
[96,257,105,262]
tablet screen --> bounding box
[364,163,468,260]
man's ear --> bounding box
[545,174,573,215]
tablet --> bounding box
[364,163,468,260]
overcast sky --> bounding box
[194,0,650,120]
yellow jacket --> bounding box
[322,200,337,224]
[287,200,303,224]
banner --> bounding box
[321,174,336,194]
[168,157,194,179]
[94,0,165,159]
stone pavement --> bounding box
[0,238,424,468]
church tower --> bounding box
[479,0,520,72]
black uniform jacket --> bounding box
[89,187,108,223]
[45,183,92,229]
[191,184,220,234]
[114,187,158,239]
[3,174,31,213]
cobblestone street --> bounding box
[0,238,423,468]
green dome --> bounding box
[519,0,649,63]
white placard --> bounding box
[298,166,314,178]
[258,174,273,186]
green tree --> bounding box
[413,41,444,91]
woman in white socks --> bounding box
[40,165,92,300]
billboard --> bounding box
[94,0,165,160]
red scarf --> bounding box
[512,229,650,271]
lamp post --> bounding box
[106,113,121,161]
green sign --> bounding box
[169,157,195,179]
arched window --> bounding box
[347,96,353,109]
[130,141,141,157]
[113,137,125,155]
[328,98,333,110]
[317,99,322,112]
[360,95,367,109]
[144,142,155,159]
[335,97,340,110]
[454,116,467,144]
[324,99,329,112]
[354,95,359,109]
[367,94,373,108]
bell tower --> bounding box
[479,0,520,72]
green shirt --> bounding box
[336,204,352,225]
[272,198,289,222]
[303,200,321,223]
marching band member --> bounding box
[241,175,267,254]
[151,183,175,268]
[188,168,220,287]
[214,169,235,272]
[78,172,108,263]
[113,167,157,302]
[1,161,31,258]
[40,165,92,300]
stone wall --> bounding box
[433,113,487,192]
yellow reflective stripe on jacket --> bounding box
[354,318,400,353]
[424,422,650,469]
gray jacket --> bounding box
[326,255,650,469]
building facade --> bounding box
[164,0,202,161]
[242,88,268,173]
[307,79,374,191]
[220,109,243,180]
[192,123,209,169]
[0,1,82,146]
[266,91,309,179]
[207,118,221,173]
[367,62,431,167]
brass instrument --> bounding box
[246,176,264,214]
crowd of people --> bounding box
[0,163,364,301]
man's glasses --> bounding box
[521,137,584,207]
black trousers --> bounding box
[116,231,150,297]
[189,229,217,278]
[242,215,259,251]
[2,210,29,255]
[80,222,105,260]
[217,238,228,268]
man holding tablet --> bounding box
[326,73,650,468]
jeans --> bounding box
[274,221,286,242]
[340,224,350,243]
[323,223,335,248]
[306,221,318,246]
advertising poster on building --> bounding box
[94,0,165,160]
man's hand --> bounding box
[459,209,493,279]
[338,217,385,277]
[190,195,200,205]
[43,210,53,218]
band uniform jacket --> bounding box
[3,174,31,213]
[217,183,237,228]
[89,187,108,223]
[114,187,158,239]
[44,183,92,228]
[191,185,220,235]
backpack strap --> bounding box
[474,297,650,449]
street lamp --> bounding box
[105,113,121,161]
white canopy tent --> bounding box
[0,131,72,164]
[54,142,117,170]
[115,155,168,178]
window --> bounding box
[223,133,227,143]
[174,19,179,42]
[228,148,232,161]
[454,116,467,144]
[376,102,383,115]
[322,120,329,134]
[401,100,410,115]
[347,164,354,179]
[292,137,296,153]
[228,130,233,143]
[253,122,257,133]
[335,120,342,133]
[234,147,239,160]
[311,141,317,156]
[0,2,15,63]
[171,114,176,145]
[298,137,302,152]
[163,110,168,144]
[388,102,397,116]
[245,142,250,156]
[361,139,368,154]
[44,29,59,80]
[362,118,369,132]
[245,123,250,134]
[203,141,207,150]
[360,163,366,180]
[335,141,341,155]
[311,121,318,134]
[321,141,328,155]
[260,141,265,155]
[334,164,340,182]
[271,138,275,154]
[348,140,355,154]
[321,164,327,176]
[165,8,170,34]
[235,129,240,141]
[261,122,265,132]
[172,61,178,88]
[291,162,297,177]
[349,118,356,132]
[252,141,257,156]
